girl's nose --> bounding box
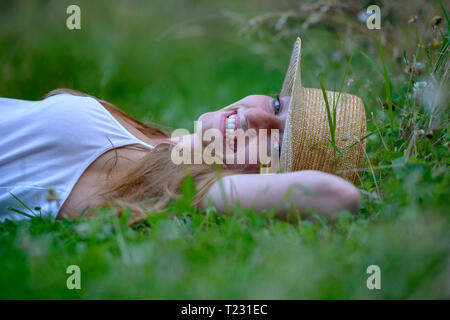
[244,108,284,133]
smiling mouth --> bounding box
[225,113,237,152]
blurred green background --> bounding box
[0,0,385,130]
[0,0,449,299]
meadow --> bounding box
[0,0,448,299]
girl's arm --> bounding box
[201,170,360,221]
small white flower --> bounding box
[413,81,428,90]
[357,10,368,23]
[413,81,428,100]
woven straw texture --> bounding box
[280,38,366,183]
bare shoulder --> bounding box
[57,146,147,220]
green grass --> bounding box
[0,0,449,299]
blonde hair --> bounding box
[46,89,244,225]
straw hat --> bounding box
[279,37,366,183]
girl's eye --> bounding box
[274,95,281,115]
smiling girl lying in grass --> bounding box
[0,38,366,225]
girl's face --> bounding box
[196,94,290,172]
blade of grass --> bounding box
[320,54,353,173]
[440,0,450,28]
[320,78,335,145]
[433,39,449,74]
[337,52,354,102]
[433,2,449,75]
[9,192,36,215]
[378,42,395,132]
[359,51,384,76]
[334,52,354,154]
[320,78,338,171]
[371,112,388,150]
[7,207,35,219]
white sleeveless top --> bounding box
[0,93,154,221]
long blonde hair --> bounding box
[46,89,244,225]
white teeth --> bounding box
[225,114,236,150]
[226,114,236,129]
[226,129,235,150]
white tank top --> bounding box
[0,93,154,221]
